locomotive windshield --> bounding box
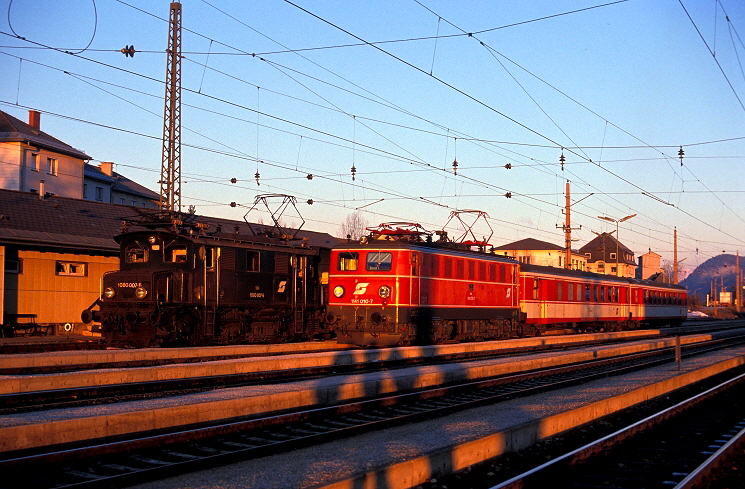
[366,252,392,271]
[125,245,148,263]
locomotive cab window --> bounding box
[126,246,148,263]
[366,252,393,271]
[337,252,359,271]
[165,244,188,263]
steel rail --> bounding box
[1,335,743,488]
[489,371,745,489]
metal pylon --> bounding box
[159,2,182,213]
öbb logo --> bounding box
[353,283,370,295]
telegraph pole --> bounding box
[673,228,678,284]
[564,181,572,269]
[159,2,182,213]
[559,181,587,270]
[737,251,742,314]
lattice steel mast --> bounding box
[159,2,182,213]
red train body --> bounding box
[327,238,686,346]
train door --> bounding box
[198,245,219,336]
[410,251,420,310]
[293,255,307,334]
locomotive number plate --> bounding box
[118,282,142,288]
[351,298,375,304]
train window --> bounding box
[412,254,418,276]
[126,246,148,263]
[246,251,260,272]
[557,282,563,301]
[337,252,359,271]
[600,286,605,302]
[577,284,582,301]
[585,284,590,302]
[533,279,540,300]
[568,282,574,301]
[165,245,188,263]
[366,252,393,271]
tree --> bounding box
[340,211,368,241]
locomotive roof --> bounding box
[0,188,339,253]
[335,239,520,263]
[520,262,686,290]
[118,228,320,254]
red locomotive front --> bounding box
[327,237,522,346]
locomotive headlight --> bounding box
[104,287,116,299]
[148,235,158,244]
[378,285,391,298]
[333,285,345,298]
[135,286,148,299]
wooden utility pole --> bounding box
[565,181,571,269]
[737,251,742,314]
[159,2,182,213]
[558,180,588,270]
[673,228,678,284]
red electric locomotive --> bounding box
[328,222,687,346]
[327,223,524,345]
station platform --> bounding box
[0,330,687,395]
[0,330,743,458]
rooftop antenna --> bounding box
[159,2,182,214]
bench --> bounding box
[1,314,54,337]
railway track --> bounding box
[1,333,743,489]
[487,371,745,489]
[3,331,740,413]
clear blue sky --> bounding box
[1,0,744,273]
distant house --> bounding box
[0,109,90,199]
[637,251,670,283]
[84,162,158,208]
[492,237,586,270]
[579,232,636,277]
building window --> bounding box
[46,157,58,176]
[56,261,87,276]
[83,184,88,198]
[95,187,104,201]
[610,253,616,260]
[30,153,39,171]
[120,197,125,205]
[585,252,591,258]
[132,200,136,206]
[4,258,22,274]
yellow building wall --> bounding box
[9,251,118,325]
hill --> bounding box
[680,254,743,301]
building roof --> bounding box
[579,232,635,264]
[0,110,91,160]
[493,237,564,251]
[0,188,339,253]
[84,163,159,200]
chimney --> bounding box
[28,110,41,131]
[99,161,114,176]
[39,180,45,200]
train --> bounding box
[82,215,687,348]
[327,223,687,345]
[82,210,334,348]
